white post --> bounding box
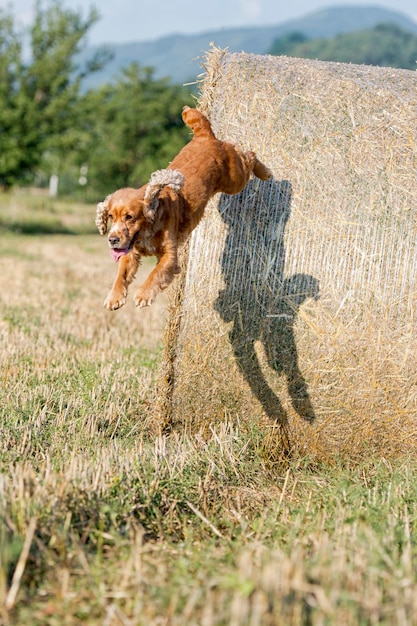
[49,174,59,197]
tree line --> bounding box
[268,23,417,70]
[0,1,192,198]
[1,1,416,198]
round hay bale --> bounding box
[158,47,417,460]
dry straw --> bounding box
[158,46,417,460]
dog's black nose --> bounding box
[108,235,120,246]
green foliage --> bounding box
[0,1,104,188]
[77,64,193,196]
[0,1,193,196]
[0,12,33,188]
[269,23,417,70]
[25,0,100,153]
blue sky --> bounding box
[3,0,417,45]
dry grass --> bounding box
[0,191,416,625]
[161,48,417,460]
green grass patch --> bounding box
[0,189,97,236]
[1,436,416,625]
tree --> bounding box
[24,1,106,167]
[0,1,193,196]
[0,1,107,188]
[0,10,34,188]
[77,63,193,197]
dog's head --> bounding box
[96,169,185,261]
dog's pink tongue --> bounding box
[110,248,130,262]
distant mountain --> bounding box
[80,6,417,89]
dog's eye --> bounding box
[125,214,133,221]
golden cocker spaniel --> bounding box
[96,106,271,310]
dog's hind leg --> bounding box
[253,158,272,181]
[245,151,272,181]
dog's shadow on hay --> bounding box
[215,178,319,429]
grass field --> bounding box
[0,191,416,625]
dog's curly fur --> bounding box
[96,106,272,310]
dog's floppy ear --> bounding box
[95,194,112,235]
[143,169,185,221]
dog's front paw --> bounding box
[134,286,158,308]
[104,291,126,310]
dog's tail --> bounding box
[143,168,185,220]
[182,106,215,139]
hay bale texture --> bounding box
[158,47,417,459]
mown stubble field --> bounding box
[0,192,416,625]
